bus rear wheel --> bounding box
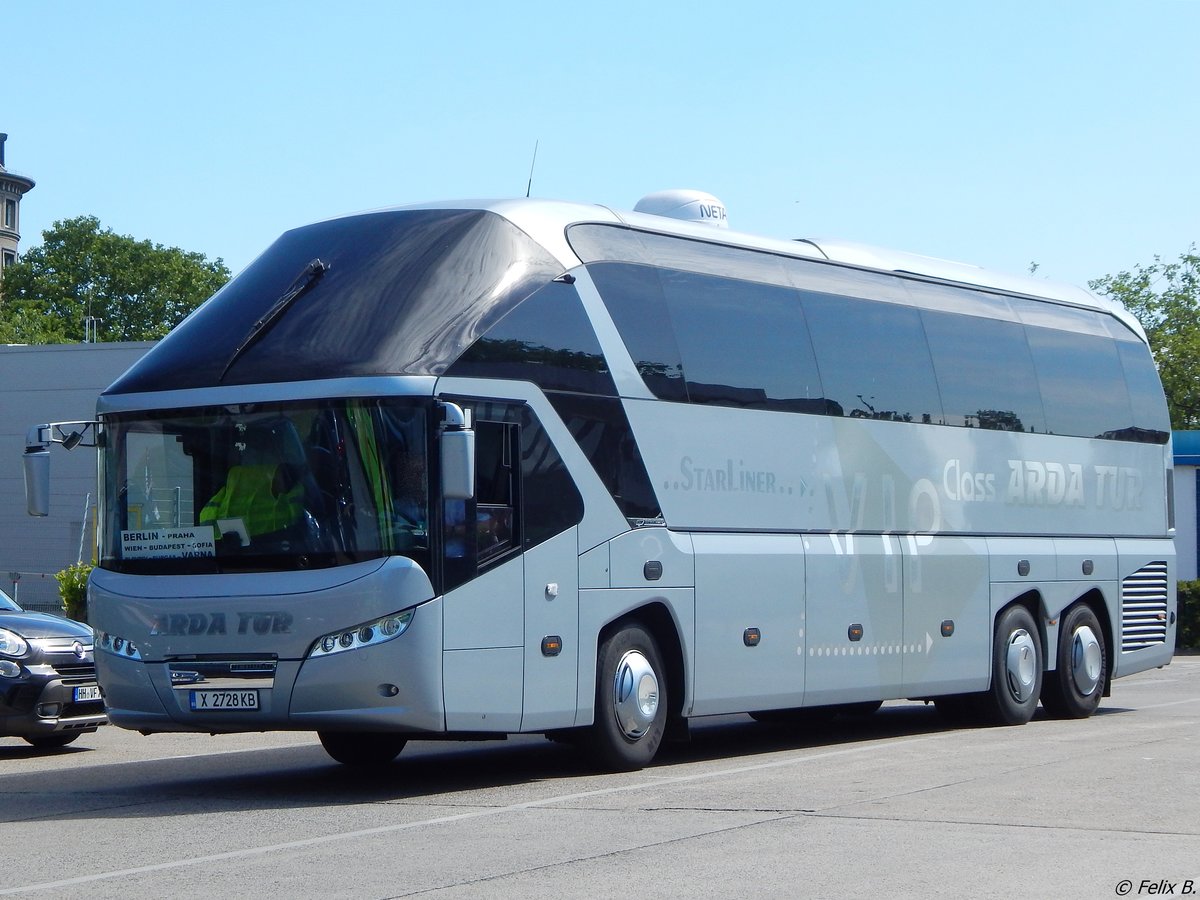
[589,624,667,772]
[981,605,1043,726]
[1040,604,1106,719]
[318,731,407,766]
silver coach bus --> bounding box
[25,194,1176,770]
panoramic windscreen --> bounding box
[100,399,431,574]
[104,209,563,393]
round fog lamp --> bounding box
[0,659,21,678]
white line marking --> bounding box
[1132,696,1200,710]
[129,743,313,763]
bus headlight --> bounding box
[97,632,142,660]
[308,609,415,659]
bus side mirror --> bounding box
[21,420,97,517]
[441,430,475,501]
[24,428,50,517]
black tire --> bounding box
[1040,604,1106,719]
[980,605,1043,726]
[23,732,82,750]
[588,623,667,772]
[318,731,407,766]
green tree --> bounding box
[1090,246,1200,429]
[0,215,230,343]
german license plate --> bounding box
[74,684,102,702]
[189,689,259,711]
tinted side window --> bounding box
[802,292,943,423]
[659,271,828,413]
[922,310,1046,433]
[446,280,616,396]
[519,405,586,544]
[569,223,796,287]
[473,419,519,567]
[589,263,688,402]
[547,393,662,520]
[1115,341,1171,443]
[441,400,584,592]
[1024,327,1134,439]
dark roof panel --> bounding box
[105,209,562,395]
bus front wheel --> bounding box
[589,624,667,772]
[318,731,407,766]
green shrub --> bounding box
[1178,580,1200,652]
[55,562,93,622]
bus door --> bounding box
[439,404,581,734]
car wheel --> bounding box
[24,732,82,749]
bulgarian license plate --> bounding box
[189,689,259,711]
[74,684,102,702]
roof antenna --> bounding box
[525,140,539,198]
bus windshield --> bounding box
[99,398,431,575]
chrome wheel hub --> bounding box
[1005,628,1038,702]
[613,649,660,740]
[1069,625,1103,696]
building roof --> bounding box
[1174,431,1200,466]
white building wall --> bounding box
[0,343,152,610]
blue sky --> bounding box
[5,1,1198,289]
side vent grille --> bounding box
[1121,561,1170,652]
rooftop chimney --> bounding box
[0,133,7,168]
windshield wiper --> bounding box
[219,258,329,382]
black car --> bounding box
[0,587,107,748]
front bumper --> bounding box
[0,673,108,739]
[97,595,445,735]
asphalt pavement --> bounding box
[1,657,1197,899]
